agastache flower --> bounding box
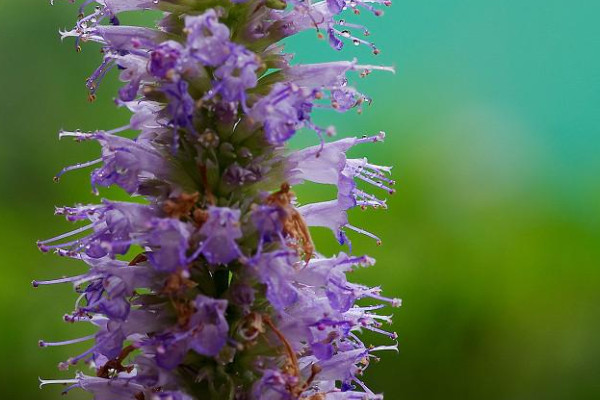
[37,0,399,399]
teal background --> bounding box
[1,1,599,398]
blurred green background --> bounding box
[1,0,599,398]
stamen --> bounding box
[59,124,129,141]
[354,162,394,185]
[353,0,385,17]
[332,28,378,52]
[363,325,398,340]
[37,237,87,252]
[352,304,386,312]
[352,64,395,74]
[355,190,387,209]
[337,20,369,33]
[365,290,402,307]
[74,292,87,309]
[78,0,98,16]
[38,223,95,245]
[355,131,386,144]
[65,345,96,365]
[345,224,382,245]
[38,377,78,389]
[54,158,103,182]
[359,175,394,194]
[370,343,400,353]
[32,274,89,288]
[39,334,95,348]
[367,313,394,323]
[63,314,92,323]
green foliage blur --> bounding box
[1,1,599,398]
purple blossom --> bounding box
[153,333,190,370]
[289,133,393,243]
[212,45,259,104]
[195,206,243,265]
[39,373,146,399]
[145,218,192,272]
[250,83,316,144]
[188,295,229,356]
[163,79,197,134]
[250,251,299,310]
[150,40,184,79]
[90,133,170,194]
[185,11,232,66]
[38,201,157,257]
[39,1,399,399]
[251,204,285,242]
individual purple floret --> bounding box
[37,1,399,399]
[195,206,243,265]
[188,295,229,356]
[212,45,259,105]
[185,10,232,67]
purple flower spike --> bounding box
[40,1,399,399]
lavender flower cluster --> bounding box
[36,0,400,399]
